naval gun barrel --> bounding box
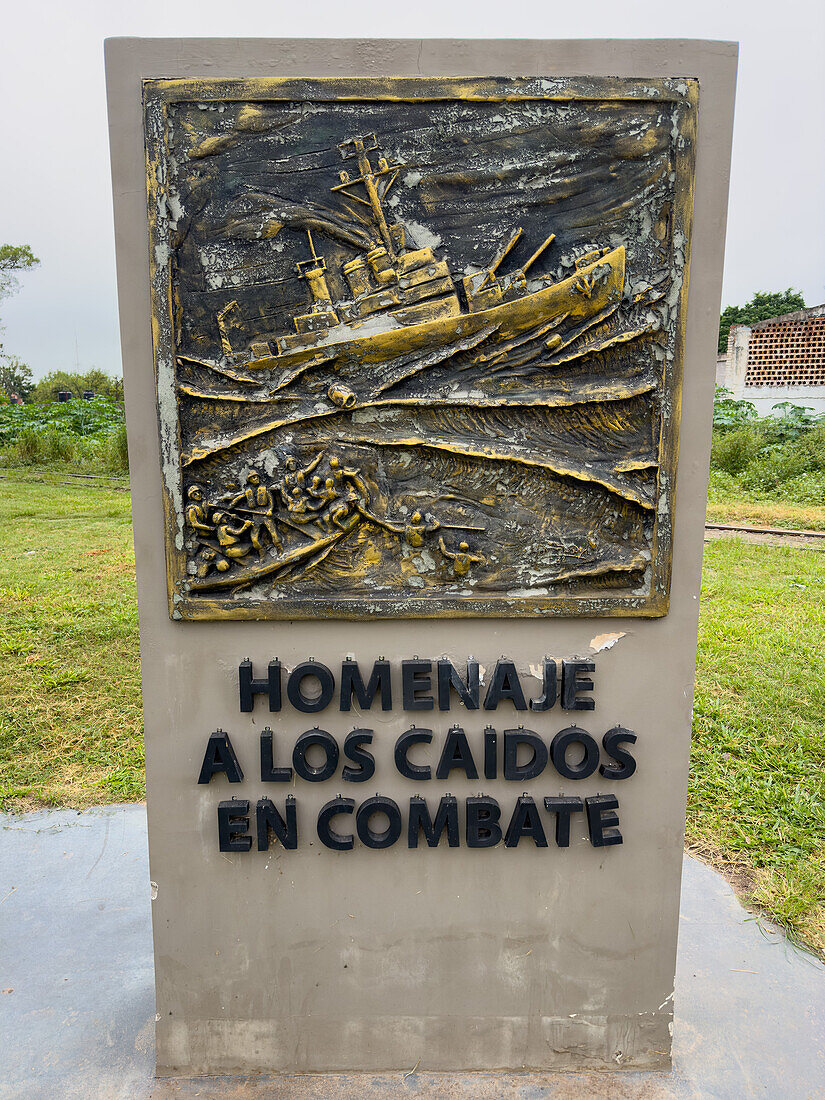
[515,232,556,277]
[478,226,523,289]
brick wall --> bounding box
[743,306,825,388]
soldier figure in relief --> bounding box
[186,485,215,540]
[281,453,325,507]
[212,513,254,562]
[371,509,440,548]
[230,470,282,555]
[439,537,485,577]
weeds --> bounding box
[709,392,825,519]
[0,397,127,474]
[108,422,130,473]
[711,427,763,476]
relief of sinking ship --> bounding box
[179,134,629,418]
[171,131,669,608]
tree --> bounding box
[0,244,40,302]
[718,289,806,353]
[0,245,40,402]
[0,353,34,402]
[31,368,123,404]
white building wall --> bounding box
[717,305,825,414]
[742,387,825,417]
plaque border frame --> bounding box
[143,74,698,622]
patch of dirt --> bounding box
[685,839,756,898]
[704,523,825,549]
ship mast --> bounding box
[332,134,400,258]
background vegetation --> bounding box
[29,368,124,403]
[0,392,128,473]
[0,242,40,402]
[707,390,825,527]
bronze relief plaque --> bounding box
[143,76,697,620]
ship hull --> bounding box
[202,246,626,384]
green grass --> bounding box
[1,472,823,956]
[707,469,825,531]
[690,537,825,956]
[0,472,143,808]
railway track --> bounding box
[704,522,825,548]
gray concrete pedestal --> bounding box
[2,804,823,1098]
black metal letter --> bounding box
[256,796,298,850]
[586,795,623,847]
[292,729,339,782]
[198,730,243,784]
[217,799,252,852]
[530,659,557,712]
[503,729,548,781]
[342,729,375,783]
[436,726,479,780]
[437,660,480,710]
[260,727,292,782]
[356,796,402,849]
[550,727,600,780]
[543,796,585,847]
[287,661,335,713]
[402,660,434,710]
[465,796,502,848]
[561,660,595,711]
[340,660,392,711]
[483,660,527,710]
[600,727,638,780]
[408,795,460,848]
[394,728,433,780]
[504,795,548,847]
[239,658,281,712]
[483,726,497,780]
[317,796,354,850]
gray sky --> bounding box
[1,0,823,380]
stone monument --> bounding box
[106,37,736,1076]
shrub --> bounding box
[761,403,821,444]
[0,396,127,474]
[796,421,825,467]
[739,425,825,494]
[741,450,805,493]
[0,396,124,445]
[709,399,825,504]
[713,388,758,432]
[710,427,764,476]
[107,423,130,473]
[42,427,76,463]
[15,426,42,464]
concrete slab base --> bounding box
[1,805,823,1098]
